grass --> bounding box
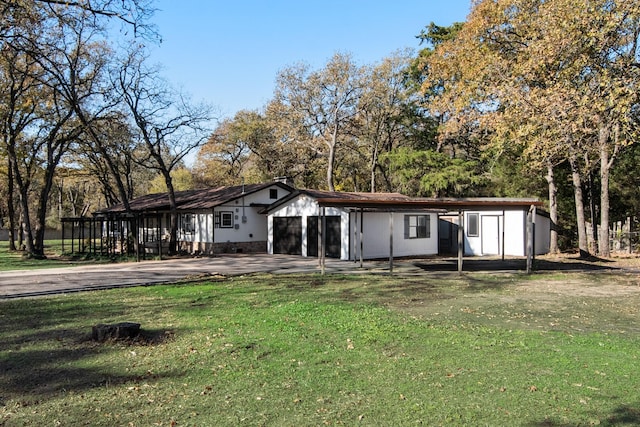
[0,240,140,271]
[1,271,640,426]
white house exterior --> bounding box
[440,208,551,257]
[266,190,440,261]
[266,191,550,261]
[91,184,549,263]
[177,183,292,254]
[94,182,293,256]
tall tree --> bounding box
[194,116,256,187]
[274,52,365,191]
[421,0,640,257]
[0,0,156,256]
[357,50,415,192]
[115,50,214,254]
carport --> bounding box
[315,197,545,274]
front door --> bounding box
[481,215,500,255]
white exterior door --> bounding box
[481,215,500,255]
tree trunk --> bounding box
[598,128,612,258]
[7,157,17,251]
[587,169,598,253]
[33,161,60,257]
[545,162,559,254]
[569,154,589,257]
[370,140,379,193]
[326,124,338,191]
[164,171,179,255]
[7,143,37,256]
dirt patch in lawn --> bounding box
[386,255,640,335]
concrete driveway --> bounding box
[0,254,622,299]
[0,255,379,298]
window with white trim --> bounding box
[404,215,430,239]
[180,213,195,234]
[467,213,479,237]
[215,211,234,228]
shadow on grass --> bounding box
[0,295,181,402]
[0,335,181,401]
[527,403,640,426]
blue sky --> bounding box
[148,1,472,119]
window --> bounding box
[404,215,430,239]
[467,213,479,237]
[180,213,195,234]
[215,211,234,228]
[270,189,278,199]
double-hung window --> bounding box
[180,213,195,234]
[404,215,430,239]
[215,211,234,228]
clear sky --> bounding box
[148,1,472,120]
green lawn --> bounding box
[0,240,137,271]
[1,271,640,426]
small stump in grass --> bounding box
[92,322,141,342]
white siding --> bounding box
[267,194,345,257]
[268,195,439,260]
[462,209,550,257]
[503,210,526,256]
[350,212,438,259]
[535,213,551,255]
[180,184,291,247]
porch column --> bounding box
[458,210,464,273]
[389,212,394,273]
[61,219,65,253]
[320,207,326,274]
[158,213,163,259]
[359,208,364,268]
[502,210,506,261]
[526,206,534,274]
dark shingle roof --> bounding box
[95,182,292,215]
[263,189,543,213]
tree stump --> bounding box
[92,322,141,342]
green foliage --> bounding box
[148,168,194,193]
[416,22,465,49]
[383,147,485,197]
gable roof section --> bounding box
[262,189,413,213]
[96,182,293,215]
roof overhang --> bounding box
[316,197,544,212]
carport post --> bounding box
[359,208,364,268]
[526,206,534,274]
[320,207,326,275]
[502,210,506,261]
[389,212,394,273]
[457,210,464,273]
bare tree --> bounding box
[115,50,214,254]
[275,52,365,191]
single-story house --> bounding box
[72,181,548,272]
[264,190,550,261]
[91,181,293,255]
